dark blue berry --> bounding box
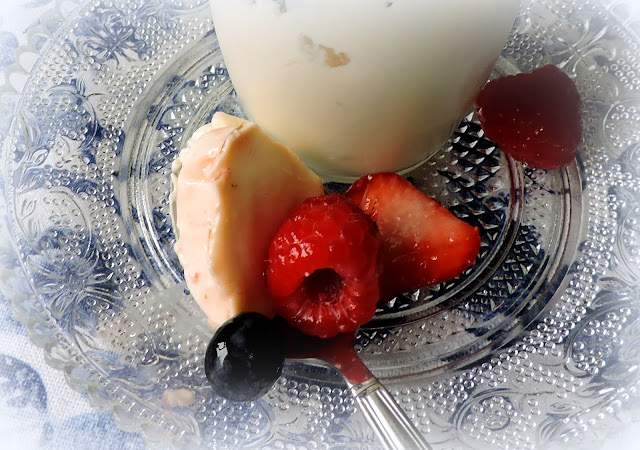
[204,312,285,402]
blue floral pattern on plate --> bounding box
[0,0,146,447]
[2,0,640,448]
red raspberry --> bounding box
[475,64,582,170]
[266,194,381,338]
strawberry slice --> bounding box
[344,172,481,299]
[475,64,582,170]
[266,194,381,338]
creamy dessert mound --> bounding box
[171,112,324,327]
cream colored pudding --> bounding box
[211,0,519,179]
[171,113,324,327]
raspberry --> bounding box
[475,64,582,170]
[266,194,381,338]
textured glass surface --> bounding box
[2,0,640,447]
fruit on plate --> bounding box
[344,172,481,300]
[172,113,324,328]
[475,64,582,170]
[204,312,286,401]
[266,194,381,339]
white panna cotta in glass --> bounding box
[211,0,519,180]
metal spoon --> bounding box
[171,282,432,449]
[283,326,433,450]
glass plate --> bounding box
[2,0,640,447]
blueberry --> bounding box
[204,312,286,402]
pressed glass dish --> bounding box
[2,0,640,448]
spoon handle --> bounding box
[349,377,433,450]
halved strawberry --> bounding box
[265,194,381,338]
[475,64,582,169]
[344,173,481,299]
